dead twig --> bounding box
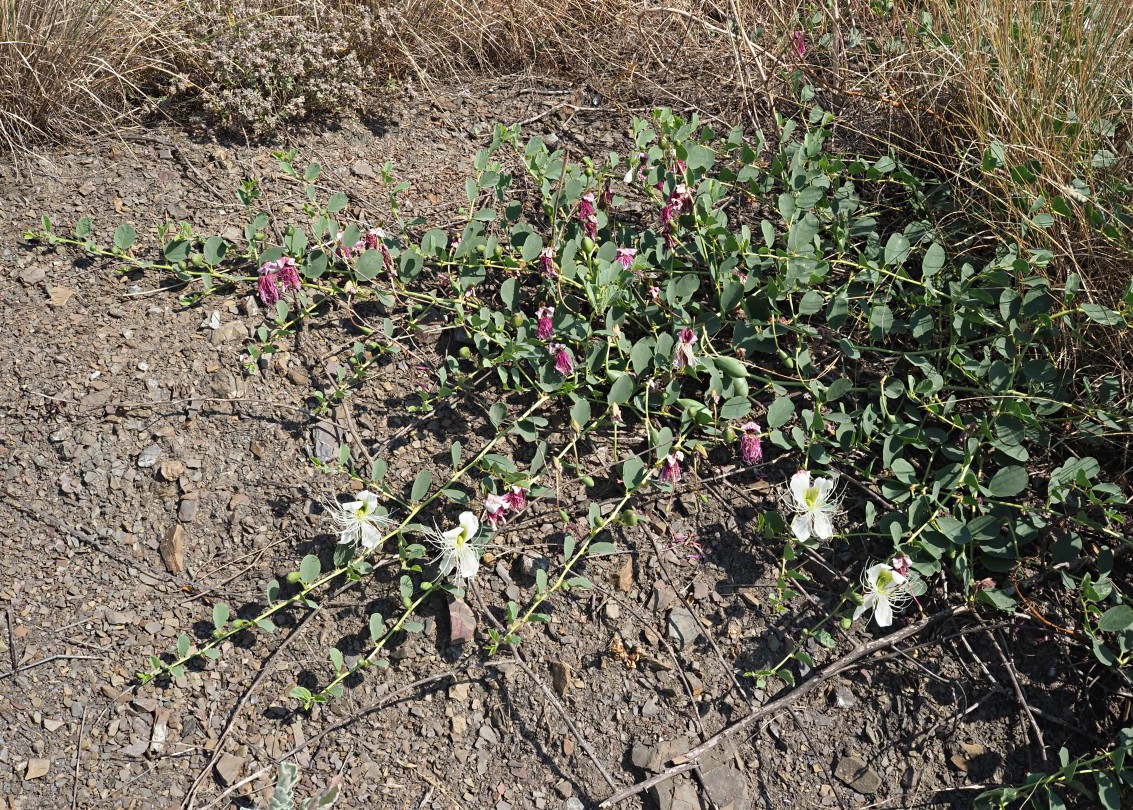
[70,704,87,810]
[598,604,972,807]
[0,654,101,681]
[183,580,357,810]
[471,584,619,793]
[988,626,1049,769]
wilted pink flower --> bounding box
[538,247,557,279]
[504,486,527,513]
[974,577,996,592]
[257,271,281,306]
[380,242,395,276]
[891,555,911,578]
[484,493,510,530]
[578,193,598,239]
[363,228,381,251]
[599,181,613,209]
[276,257,301,292]
[536,306,555,340]
[739,422,763,465]
[673,327,697,370]
[616,247,637,269]
[548,343,574,375]
[649,285,661,303]
[791,31,806,57]
[659,451,684,484]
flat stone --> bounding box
[159,524,185,575]
[834,754,881,794]
[702,765,748,810]
[448,598,475,646]
[47,286,73,307]
[105,610,136,626]
[215,753,245,786]
[667,607,701,650]
[210,320,247,345]
[19,266,46,285]
[25,758,50,780]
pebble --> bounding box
[667,607,701,650]
[215,753,245,786]
[550,661,571,697]
[137,444,161,468]
[448,598,476,646]
[834,754,882,794]
[24,758,50,780]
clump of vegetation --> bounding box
[171,1,374,133]
[27,99,1133,804]
[0,0,167,149]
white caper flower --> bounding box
[433,511,481,584]
[328,490,391,551]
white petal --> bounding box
[624,167,635,184]
[438,552,456,578]
[812,509,834,540]
[442,525,463,543]
[458,511,479,539]
[813,476,834,501]
[874,598,894,627]
[360,523,380,551]
[864,563,889,583]
[791,513,813,542]
[342,500,364,514]
[789,471,810,505]
[358,491,379,512]
[458,546,480,579]
[852,600,870,621]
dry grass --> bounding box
[0,0,171,152]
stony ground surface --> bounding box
[0,77,1109,809]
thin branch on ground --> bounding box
[987,626,1049,769]
[598,604,972,807]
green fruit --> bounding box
[476,244,486,255]
[731,377,750,398]
[621,510,639,526]
[722,426,737,443]
[493,244,503,258]
[581,475,595,487]
[458,346,472,358]
[190,253,204,267]
[512,313,525,328]
[286,571,303,584]
[713,355,748,379]
[581,236,595,254]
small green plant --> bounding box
[268,762,340,810]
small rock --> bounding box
[961,741,987,757]
[159,459,185,481]
[210,320,247,345]
[159,525,186,576]
[47,286,73,307]
[19,266,46,285]
[550,661,571,697]
[612,558,633,592]
[249,440,266,458]
[702,765,748,810]
[105,609,136,626]
[215,753,245,786]
[834,755,882,794]
[25,758,50,780]
[137,444,161,468]
[632,743,659,772]
[667,607,701,650]
[351,159,376,179]
[563,800,583,810]
[149,707,170,754]
[178,498,199,523]
[832,685,857,709]
[448,598,476,646]
[43,719,64,732]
